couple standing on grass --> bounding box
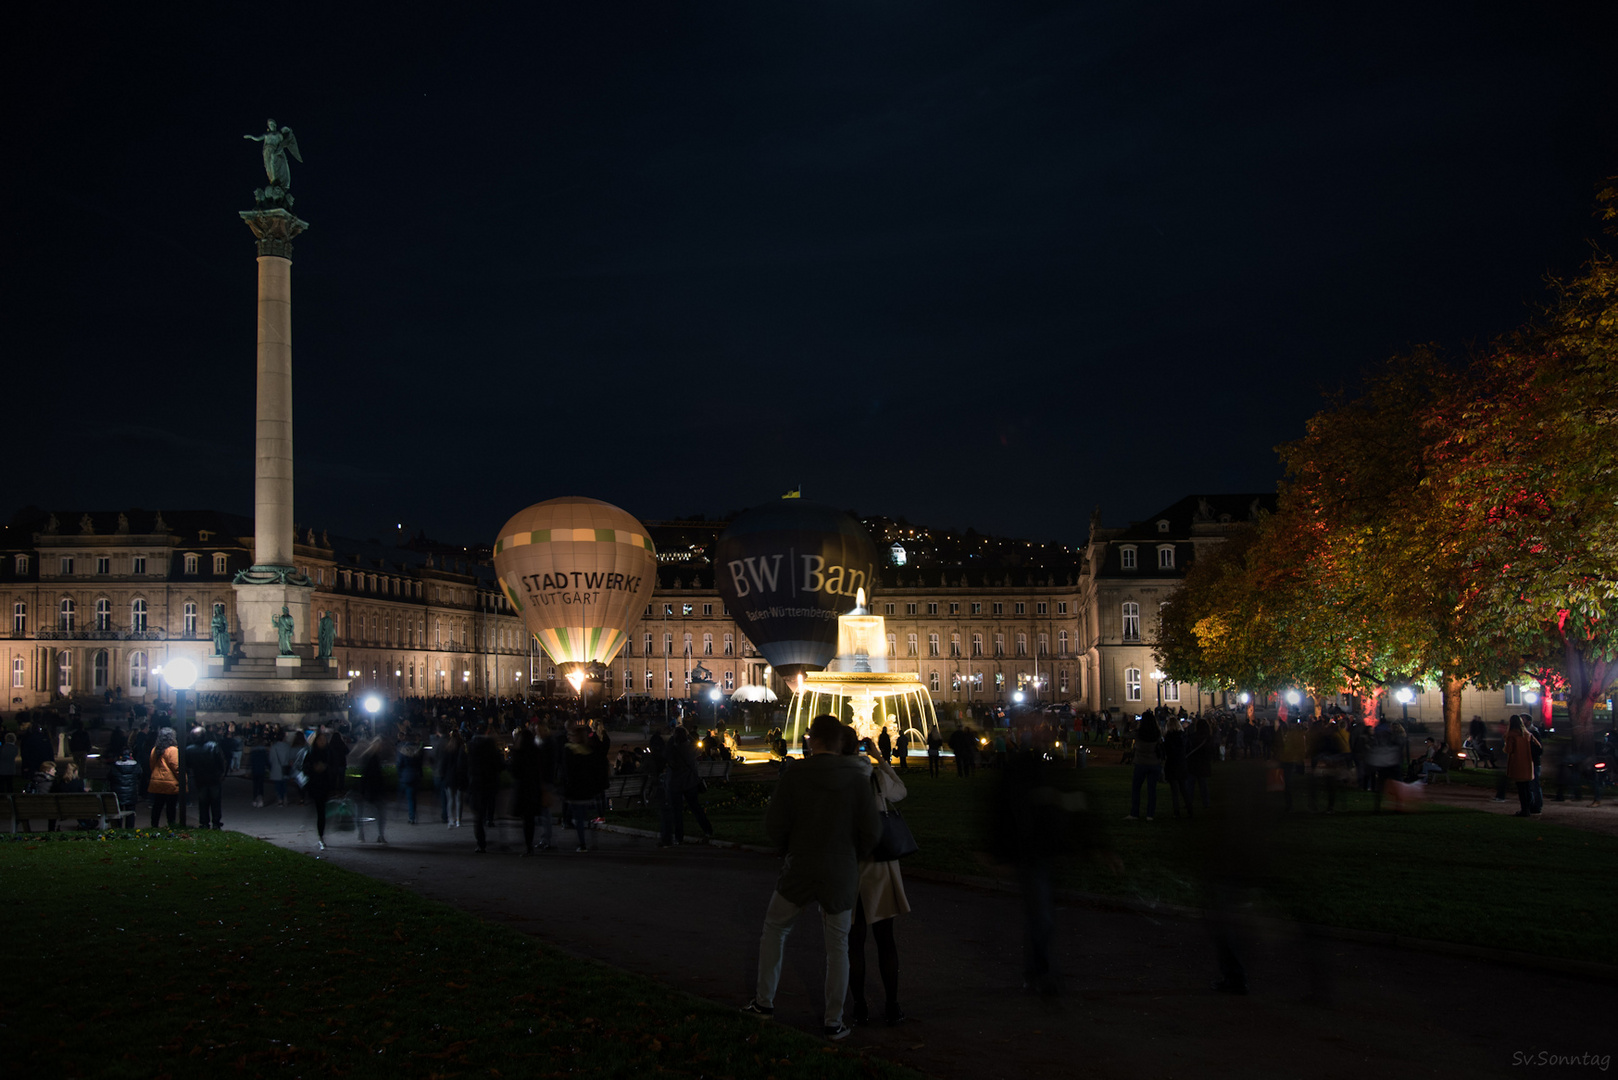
[742,713,910,1040]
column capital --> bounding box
[239,207,309,259]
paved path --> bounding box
[1417,776,1618,836]
[208,778,1611,1080]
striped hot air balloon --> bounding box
[492,497,658,677]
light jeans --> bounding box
[755,891,853,1027]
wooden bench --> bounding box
[6,792,126,833]
[603,773,649,809]
[696,757,733,784]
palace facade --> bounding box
[2,499,1534,724]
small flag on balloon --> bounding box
[782,487,802,499]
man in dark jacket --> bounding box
[742,714,882,1040]
[467,721,504,854]
[107,746,141,828]
[183,726,228,829]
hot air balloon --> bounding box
[492,497,658,687]
[714,501,878,681]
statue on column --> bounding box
[245,119,302,205]
[271,606,296,656]
[210,609,231,657]
[317,611,335,660]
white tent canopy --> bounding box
[730,684,778,703]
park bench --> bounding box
[695,757,732,784]
[5,792,125,833]
[603,773,649,809]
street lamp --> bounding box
[1150,669,1166,708]
[164,657,197,827]
[363,694,382,718]
[1395,686,1415,722]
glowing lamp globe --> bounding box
[165,657,198,690]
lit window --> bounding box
[682,604,693,617]
[664,604,674,617]
[12,657,24,688]
[59,597,75,632]
[666,671,675,690]
[1125,667,1142,701]
[644,633,653,656]
[723,670,734,691]
[907,633,918,656]
[1504,684,1524,706]
[96,598,112,631]
[1158,546,1175,570]
[184,602,197,637]
[1122,602,1140,641]
[994,634,1004,656]
[950,633,961,657]
[1037,633,1048,656]
[58,650,72,690]
[12,602,26,634]
[929,670,940,693]
[1058,629,1069,655]
[646,670,655,690]
[928,633,939,657]
[129,651,148,689]
[683,633,692,655]
[972,633,983,656]
[131,598,148,633]
[702,633,713,655]
[1016,633,1027,656]
[1164,680,1180,703]
[1120,547,1137,570]
[887,633,896,657]
[184,553,199,574]
[723,633,734,656]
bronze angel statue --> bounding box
[245,119,302,190]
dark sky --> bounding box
[7,1,1617,547]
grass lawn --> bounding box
[0,831,918,1080]
[621,763,1618,966]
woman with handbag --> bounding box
[850,735,912,1026]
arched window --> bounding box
[95,598,112,631]
[702,633,713,655]
[129,651,148,689]
[59,597,75,632]
[683,633,692,656]
[131,598,148,633]
[972,633,983,656]
[723,633,734,656]
[1016,633,1027,656]
[1125,667,1142,701]
[928,670,940,692]
[183,602,198,637]
[950,633,961,657]
[92,649,110,689]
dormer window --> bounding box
[1157,520,1170,533]
[213,553,228,574]
[1120,546,1137,570]
[1158,545,1176,570]
[198,530,213,542]
[184,553,199,574]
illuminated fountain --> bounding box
[786,589,939,748]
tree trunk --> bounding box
[1441,672,1464,750]
[1559,634,1610,753]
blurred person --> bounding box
[356,734,392,843]
[1127,715,1163,821]
[926,724,943,778]
[0,731,17,793]
[1162,715,1193,818]
[895,726,910,771]
[304,729,339,851]
[148,728,180,828]
[849,735,911,1026]
[396,730,423,825]
[510,725,552,854]
[560,723,600,852]
[1505,715,1541,817]
[248,737,269,808]
[1279,721,1308,810]
[467,721,504,853]
[742,714,882,1041]
[289,730,310,806]
[658,725,713,847]
[1188,714,1216,808]
[268,730,293,806]
[183,725,227,830]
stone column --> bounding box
[239,208,307,572]
[234,207,313,657]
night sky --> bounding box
[8,2,1618,547]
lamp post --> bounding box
[163,657,197,827]
[1150,669,1166,709]
[1395,686,1415,723]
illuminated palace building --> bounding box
[1,497,1528,723]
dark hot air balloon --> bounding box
[714,501,878,681]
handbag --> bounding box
[870,795,918,862]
